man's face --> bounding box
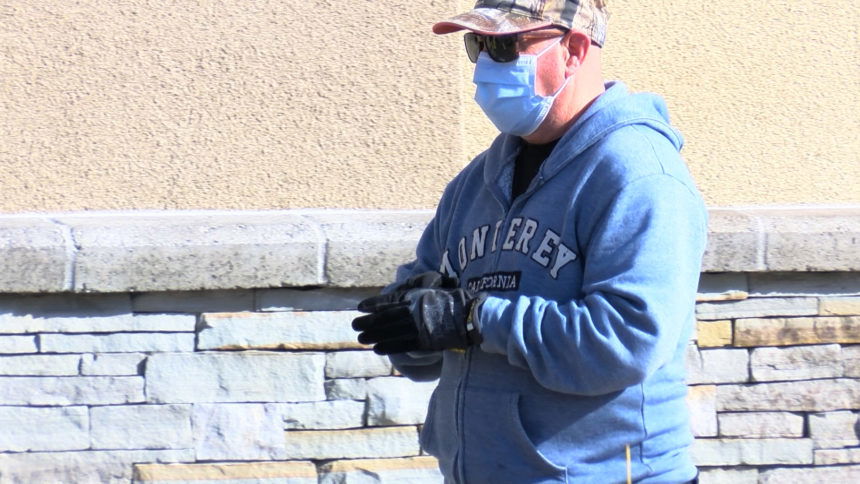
[466,27,579,139]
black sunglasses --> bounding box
[463,29,566,63]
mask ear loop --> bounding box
[539,35,575,98]
[521,35,573,136]
[534,35,565,57]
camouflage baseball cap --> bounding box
[433,0,609,47]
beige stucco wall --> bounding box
[1,1,857,212]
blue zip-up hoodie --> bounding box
[389,82,707,483]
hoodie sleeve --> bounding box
[477,173,707,396]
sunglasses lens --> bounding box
[464,33,482,63]
[484,35,518,63]
[464,33,519,63]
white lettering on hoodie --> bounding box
[447,218,577,280]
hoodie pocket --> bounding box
[463,391,567,483]
[508,393,569,478]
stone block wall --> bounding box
[0,208,858,483]
[688,272,860,483]
[0,288,444,483]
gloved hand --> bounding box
[353,285,485,355]
[358,271,459,313]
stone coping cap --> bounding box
[0,206,857,293]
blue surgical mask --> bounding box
[473,37,572,137]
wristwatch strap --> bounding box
[465,293,486,345]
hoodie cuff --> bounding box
[477,296,513,356]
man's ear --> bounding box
[562,31,591,75]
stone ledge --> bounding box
[0,206,857,293]
[61,212,322,293]
[703,206,859,272]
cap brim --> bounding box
[432,8,553,35]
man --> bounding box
[353,1,706,482]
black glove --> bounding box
[358,271,459,313]
[353,286,484,355]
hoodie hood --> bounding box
[483,81,684,193]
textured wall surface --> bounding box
[1,1,462,211]
[1,1,858,212]
[0,208,859,483]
